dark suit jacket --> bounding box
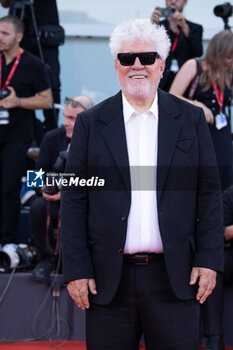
[61,89,224,305]
[37,127,69,171]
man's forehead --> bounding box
[0,21,15,32]
[63,104,84,116]
[119,40,156,53]
[166,0,187,5]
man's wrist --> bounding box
[181,22,190,37]
[18,98,22,108]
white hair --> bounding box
[109,18,171,60]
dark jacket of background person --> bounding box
[184,60,232,190]
[36,127,69,172]
[30,127,69,260]
[223,185,233,282]
[160,19,203,91]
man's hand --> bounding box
[224,225,233,241]
[0,86,19,109]
[151,7,161,24]
[67,278,97,310]
[0,86,52,110]
[42,189,61,202]
[189,267,217,304]
[171,11,190,37]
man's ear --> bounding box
[114,59,118,71]
[160,60,166,79]
[16,32,23,44]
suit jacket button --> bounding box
[118,248,123,253]
[121,216,127,222]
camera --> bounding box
[214,2,233,19]
[43,150,68,196]
[53,150,68,173]
[158,7,176,18]
[0,243,37,273]
[0,88,10,125]
[0,88,10,100]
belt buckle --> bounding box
[133,254,149,265]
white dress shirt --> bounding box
[122,93,163,254]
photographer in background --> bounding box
[0,15,52,246]
[0,0,64,138]
[30,95,94,282]
[151,0,203,91]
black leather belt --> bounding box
[124,253,163,265]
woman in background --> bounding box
[170,30,233,190]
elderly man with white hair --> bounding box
[61,19,223,350]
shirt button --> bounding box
[121,216,127,222]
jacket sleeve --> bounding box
[223,186,233,226]
[60,114,94,283]
[183,22,203,58]
[192,109,224,272]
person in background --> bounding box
[202,183,233,350]
[169,30,233,190]
[169,29,233,350]
[30,95,94,281]
[222,185,233,284]
[0,15,52,245]
[1,0,64,138]
[61,19,223,350]
[151,0,203,91]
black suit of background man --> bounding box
[159,18,203,91]
[151,0,203,91]
[30,94,94,281]
[30,126,69,273]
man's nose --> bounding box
[133,57,144,68]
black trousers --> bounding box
[86,255,200,350]
[202,273,224,336]
[0,142,29,244]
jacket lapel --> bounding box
[98,90,182,198]
[157,89,182,205]
[100,91,131,191]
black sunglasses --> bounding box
[64,97,87,110]
[117,51,161,66]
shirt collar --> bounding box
[122,92,158,126]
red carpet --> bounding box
[0,342,146,349]
[0,342,233,350]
